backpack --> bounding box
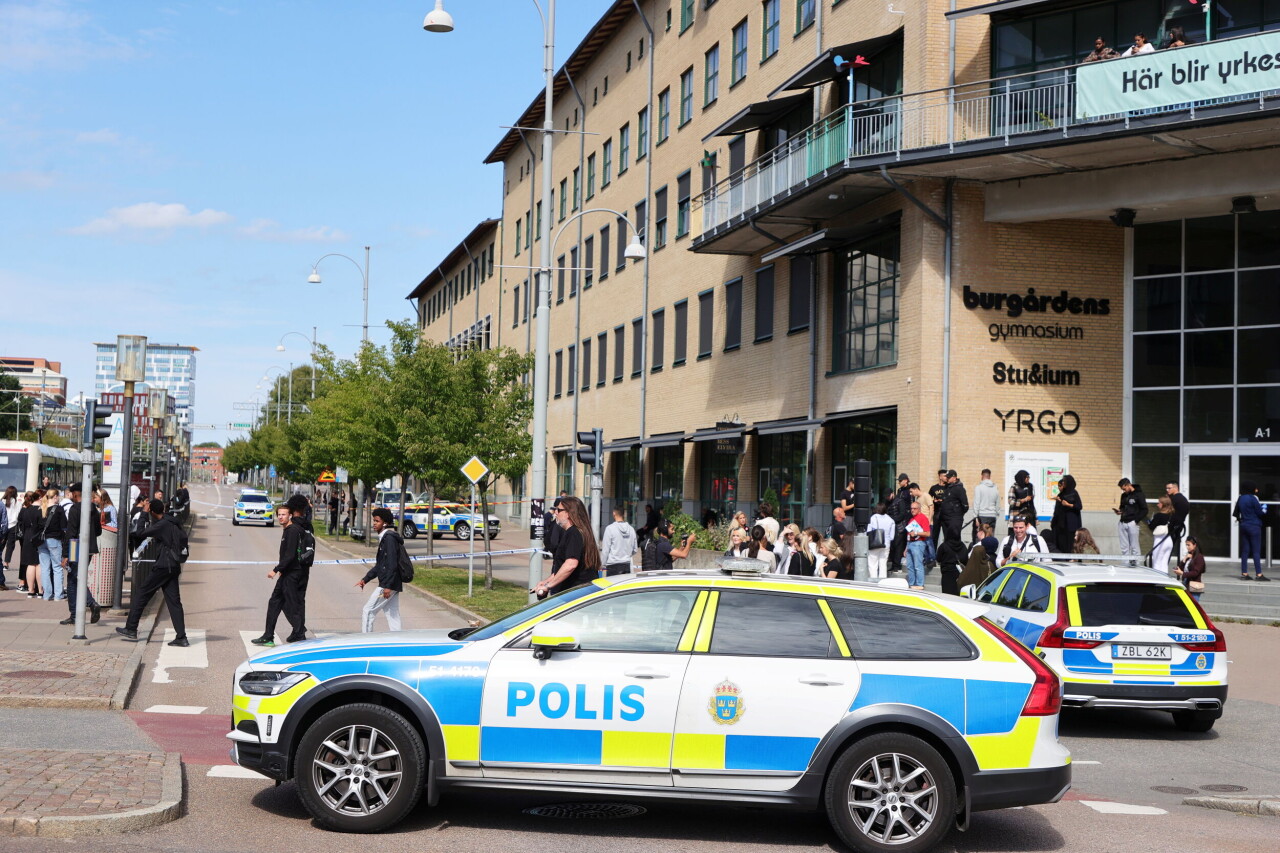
[162,523,189,568]
[1002,533,1039,559]
[296,526,316,569]
[393,532,414,582]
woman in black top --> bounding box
[537,496,601,597]
[1008,470,1035,523]
[36,488,68,601]
[16,492,44,598]
[1051,475,1083,554]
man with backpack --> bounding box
[251,495,314,646]
[115,499,189,646]
[60,482,102,626]
[999,516,1044,567]
[357,508,407,632]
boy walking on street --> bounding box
[357,508,404,632]
[251,495,313,646]
[115,500,188,646]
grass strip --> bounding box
[409,566,528,622]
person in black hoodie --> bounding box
[887,474,913,572]
[115,500,188,646]
[1051,475,1083,554]
[1114,478,1148,564]
[36,488,68,601]
[939,470,969,549]
[251,495,313,646]
[60,483,102,626]
[357,508,405,632]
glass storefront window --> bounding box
[833,231,899,374]
[1237,329,1280,385]
[829,410,897,506]
[1133,333,1180,387]
[1188,503,1232,558]
[1238,210,1280,268]
[1183,331,1233,386]
[612,448,640,519]
[1184,215,1235,272]
[1184,272,1234,329]
[1132,447,1179,500]
[651,446,684,505]
[1133,275,1181,332]
[1134,221,1181,276]
[756,432,806,527]
[1189,455,1231,501]
[698,441,740,526]
[1237,269,1280,326]
[1132,390,1179,443]
[1183,388,1234,443]
[1239,455,1280,503]
[1237,388,1280,443]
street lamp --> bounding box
[422,0,454,32]
[147,387,167,500]
[259,365,288,423]
[113,334,147,610]
[277,328,318,397]
[308,248,371,344]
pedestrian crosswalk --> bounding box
[150,628,208,683]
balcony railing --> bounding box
[697,34,1280,235]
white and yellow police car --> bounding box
[228,564,1071,852]
[965,559,1228,732]
[232,490,275,527]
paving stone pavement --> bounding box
[0,649,130,709]
[0,750,166,817]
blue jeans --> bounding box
[1240,524,1263,576]
[906,540,926,587]
[922,536,936,565]
[38,538,64,600]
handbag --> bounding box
[1152,524,1169,537]
[1189,580,1205,592]
[867,527,886,550]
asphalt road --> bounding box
[3,482,1276,852]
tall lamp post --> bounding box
[277,328,318,398]
[112,334,146,610]
[426,3,646,599]
[147,387,167,499]
[308,249,371,344]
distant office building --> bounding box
[0,357,68,407]
[94,342,198,430]
[191,446,224,484]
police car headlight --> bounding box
[239,671,310,696]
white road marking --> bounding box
[207,765,269,779]
[1074,760,1101,765]
[144,704,207,714]
[240,629,278,659]
[151,628,208,683]
[1079,800,1167,815]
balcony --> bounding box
[693,30,1280,254]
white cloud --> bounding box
[74,128,122,145]
[0,2,137,71]
[69,202,234,235]
[238,219,348,243]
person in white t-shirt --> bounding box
[999,516,1044,566]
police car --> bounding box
[232,490,275,526]
[964,559,1227,732]
[401,503,500,541]
[227,564,1070,850]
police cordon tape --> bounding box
[178,547,551,566]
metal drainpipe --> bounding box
[632,0,655,511]
[460,239,477,325]
[806,250,817,522]
[940,178,955,470]
[565,67,587,491]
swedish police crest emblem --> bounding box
[708,678,745,724]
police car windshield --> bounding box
[462,584,598,642]
[240,495,270,504]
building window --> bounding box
[657,88,671,143]
[614,325,626,382]
[581,338,591,392]
[725,278,743,351]
[557,254,566,303]
[681,0,695,32]
[567,344,576,396]
[570,246,579,297]
[758,432,806,526]
[554,349,563,397]
[514,218,522,256]
[613,447,640,519]
[616,216,628,272]
[698,288,714,359]
[584,237,594,289]
[830,410,897,509]
[652,308,665,372]
[679,67,694,126]
[637,107,649,159]
[676,170,691,238]
[512,284,520,328]
[597,332,608,386]
[833,231,899,373]
[619,123,631,173]
[674,299,688,365]
[652,445,684,503]
[789,254,812,332]
[523,278,530,323]
[732,18,747,83]
[572,167,581,211]
[559,178,567,220]
[755,265,774,342]
[796,0,815,34]
[763,0,779,59]
[654,186,669,249]
[586,154,596,199]
[600,224,611,279]
[631,317,643,377]
[535,202,542,241]
[704,44,719,106]
[602,140,613,186]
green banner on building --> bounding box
[1076,31,1280,119]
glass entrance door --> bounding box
[1182,447,1280,559]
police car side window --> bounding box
[708,592,835,658]
[995,570,1030,608]
[828,600,975,661]
[1020,574,1051,613]
[975,569,1010,603]
[551,589,699,653]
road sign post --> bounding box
[460,456,489,598]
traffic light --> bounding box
[853,458,872,527]
[575,428,603,471]
[83,400,112,446]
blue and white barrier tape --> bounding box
[179,547,549,566]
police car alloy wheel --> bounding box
[295,703,426,832]
[453,522,471,540]
[401,521,417,539]
[825,732,956,853]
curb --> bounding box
[109,594,165,711]
[319,538,487,625]
[3,751,185,837]
[1182,794,1280,816]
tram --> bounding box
[0,441,85,492]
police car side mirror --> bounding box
[960,584,976,599]
[530,621,580,659]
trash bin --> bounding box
[93,530,117,606]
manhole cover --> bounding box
[1200,784,1249,793]
[3,670,76,679]
[1151,786,1198,795]
[524,803,647,820]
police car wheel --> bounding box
[1171,709,1217,732]
[454,522,471,540]
[296,703,426,832]
[824,732,956,853]
[401,522,417,539]
[232,519,239,526]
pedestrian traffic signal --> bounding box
[853,458,872,527]
[575,428,603,471]
[83,400,112,446]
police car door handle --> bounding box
[623,667,670,679]
[798,674,843,686]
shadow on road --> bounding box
[1059,707,1219,741]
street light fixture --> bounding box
[307,247,371,344]
[113,334,147,610]
[276,328,318,397]
[422,0,454,32]
[148,387,167,500]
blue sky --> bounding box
[0,0,601,444]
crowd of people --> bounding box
[1083,27,1193,63]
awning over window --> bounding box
[770,29,902,97]
[761,214,903,263]
[688,426,745,443]
[823,405,896,424]
[701,91,812,141]
[604,437,640,452]
[944,0,1084,20]
[640,432,685,448]
[752,417,823,436]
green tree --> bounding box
[0,375,32,438]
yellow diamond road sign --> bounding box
[461,456,489,485]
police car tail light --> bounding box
[1037,589,1100,650]
[1180,598,1227,652]
[978,618,1061,716]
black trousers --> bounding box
[264,568,309,639]
[604,562,631,576]
[125,565,185,637]
[940,516,964,547]
[888,528,907,569]
[66,560,99,615]
[328,508,339,535]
